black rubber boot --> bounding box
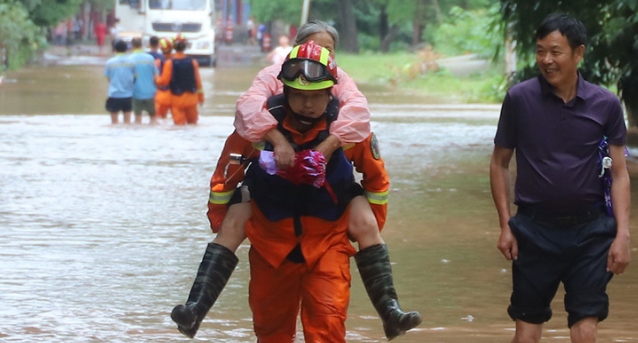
[171,243,238,338]
[355,244,422,341]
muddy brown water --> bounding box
[1,63,637,342]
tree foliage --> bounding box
[91,0,115,12]
[248,0,300,24]
[500,0,638,126]
[0,0,46,72]
[433,4,502,58]
[28,0,84,27]
[248,0,499,52]
[0,0,107,71]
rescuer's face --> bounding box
[287,88,331,126]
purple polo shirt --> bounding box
[494,73,626,214]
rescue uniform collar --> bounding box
[265,94,339,153]
[282,108,328,145]
[289,108,326,128]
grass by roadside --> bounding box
[337,52,506,104]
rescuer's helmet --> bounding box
[173,33,187,44]
[173,33,187,51]
[277,40,338,91]
[159,37,172,53]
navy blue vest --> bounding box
[169,57,197,95]
[245,94,354,227]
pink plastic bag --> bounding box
[259,149,326,188]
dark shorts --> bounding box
[507,211,616,327]
[105,97,132,113]
[132,98,156,116]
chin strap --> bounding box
[291,111,325,125]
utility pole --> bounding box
[301,0,310,25]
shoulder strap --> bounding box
[324,95,340,130]
[266,94,287,123]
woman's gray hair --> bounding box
[294,20,339,49]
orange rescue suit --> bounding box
[207,129,389,269]
[154,55,172,119]
[155,52,203,125]
[207,126,389,342]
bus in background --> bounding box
[114,0,217,67]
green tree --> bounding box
[375,0,499,52]
[500,0,638,126]
[335,0,359,52]
[249,0,300,24]
[1,0,98,71]
[247,0,498,53]
[249,0,360,52]
[433,4,502,58]
[0,0,46,72]
[28,0,84,28]
[91,0,115,13]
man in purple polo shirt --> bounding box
[490,13,630,343]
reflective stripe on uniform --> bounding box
[209,189,234,205]
[365,190,388,205]
[342,143,355,151]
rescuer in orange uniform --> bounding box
[154,38,172,119]
[155,34,204,125]
[171,42,421,342]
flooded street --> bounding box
[1,63,637,343]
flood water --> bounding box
[1,62,637,343]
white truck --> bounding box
[114,0,217,66]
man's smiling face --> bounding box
[535,30,584,90]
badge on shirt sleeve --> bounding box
[370,133,381,160]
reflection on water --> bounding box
[1,65,637,343]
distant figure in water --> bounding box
[104,40,134,124]
[94,20,107,56]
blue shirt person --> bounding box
[148,35,165,61]
[129,37,159,124]
[104,40,135,124]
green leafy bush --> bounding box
[431,5,502,59]
[0,1,46,72]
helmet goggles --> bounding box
[279,58,337,83]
